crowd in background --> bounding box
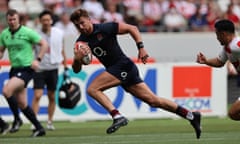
[0,0,240,33]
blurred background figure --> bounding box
[142,0,163,32]
[179,0,196,20]
[82,0,104,23]
[206,0,223,31]
[102,1,124,23]
[55,11,79,37]
[161,0,181,14]
[223,3,240,30]
[188,4,209,32]
[162,4,187,32]
[123,0,143,27]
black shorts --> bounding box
[33,69,58,91]
[106,57,143,89]
[9,66,34,88]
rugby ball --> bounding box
[75,41,92,65]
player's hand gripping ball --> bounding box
[74,41,92,65]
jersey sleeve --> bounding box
[0,32,4,47]
[101,22,118,35]
[27,28,41,44]
[217,50,228,63]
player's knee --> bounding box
[48,95,55,102]
[33,94,42,101]
[2,87,11,98]
[87,86,97,97]
[18,101,27,110]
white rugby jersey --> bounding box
[218,36,240,72]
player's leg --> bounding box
[30,89,43,130]
[46,90,56,130]
[16,88,46,137]
[31,71,45,130]
[87,71,128,134]
[87,71,121,112]
[45,69,58,130]
[2,77,23,133]
[126,82,201,139]
[15,68,45,137]
[228,99,240,120]
[32,89,44,118]
[32,71,45,116]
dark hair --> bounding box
[214,19,235,33]
[6,9,19,17]
[70,8,89,23]
[70,9,90,32]
[39,10,53,19]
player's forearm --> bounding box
[62,48,68,68]
[72,59,82,73]
[129,25,143,44]
[205,58,224,67]
[37,39,48,59]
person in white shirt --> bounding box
[31,10,67,130]
[197,19,240,121]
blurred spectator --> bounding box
[44,2,60,25]
[224,3,240,30]
[123,0,143,26]
[60,0,82,14]
[231,0,240,20]
[82,0,104,23]
[54,12,79,37]
[19,13,36,29]
[68,0,82,13]
[206,0,223,31]
[198,0,208,15]
[188,5,209,32]
[161,0,181,14]
[102,1,124,23]
[179,0,196,19]
[162,5,187,32]
[142,0,163,27]
[4,0,240,33]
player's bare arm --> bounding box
[197,52,224,67]
[31,39,48,71]
[37,39,48,59]
[62,40,68,68]
[117,22,149,64]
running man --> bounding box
[197,19,240,121]
[70,8,202,139]
[0,9,48,137]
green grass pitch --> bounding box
[1,117,240,144]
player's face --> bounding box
[215,31,227,46]
[40,14,52,30]
[74,16,92,35]
[7,14,20,30]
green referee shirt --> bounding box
[0,25,41,67]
